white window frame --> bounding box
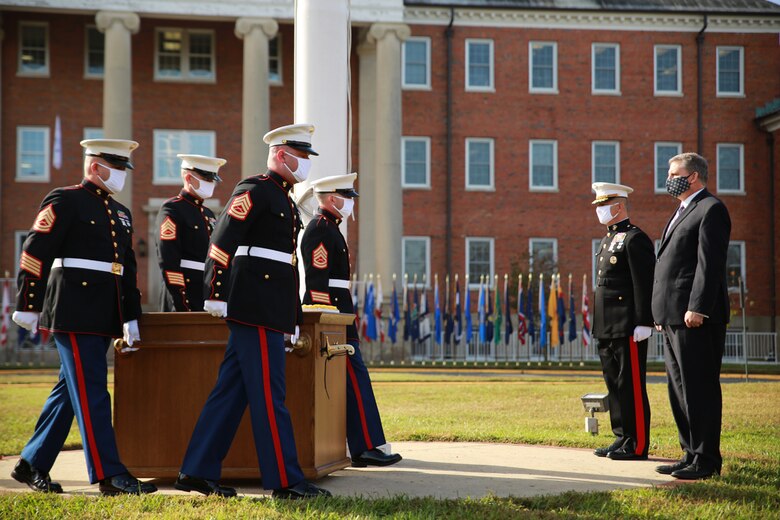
[529,238,558,274]
[716,143,745,195]
[716,46,744,97]
[154,28,216,83]
[591,43,620,95]
[654,142,682,193]
[654,44,682,96]
[269,34,282,86]
[466,237,495,290]
[529,41,558,94]
[465,138,495,191]
[402,36,431,90]
[18,22,49,77]
[465,39,494,92]
[529,139,558,192]
[402,236,431,289]
[16,126,50,182]
[153,129,216,185]
[727,240,746,293]
[401,136,431,189]
[592,141,621,184]
[84,25,104,79]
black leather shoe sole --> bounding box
[671,468,718,480]
[655,462,690,475]
[593,448,610,457]
[351,453,403,468]
[174,477,236,497]
[607,452,648,461]
[11,465,63,493]
[99,482,157,496]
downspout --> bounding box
[696,14,708,154]
[768,132,777,332]
[445,7,454,276]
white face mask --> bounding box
[335,197,354,219]
[283,152,311,183]
[192,178,216,199]
[97,163,127,194]
[596,204,617,225]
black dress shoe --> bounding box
[99,472,157,495]
[594,439,624,458]
[272,480,331,499]
[671,463,719,480]
[606,448,648,461]
[174,473,236,497]
[655,457,693,475]
[351,448,403,467]
[11,458,63,493]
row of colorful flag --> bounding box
[351,273,592,348]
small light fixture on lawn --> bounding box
[581,393,609,435]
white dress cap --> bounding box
[310,173,359,198]
[591,182,634,205]
[80,139,139,169]
[262,123,318,156]
[177,154,227,182]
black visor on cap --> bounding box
[88,153,134,170]
[281,140,319,156]
[185,166,222,183]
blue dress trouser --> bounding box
[21,333,126,484]
[345,340,387,456]
[180,322,304,490]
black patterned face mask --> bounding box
[666,174,691,197]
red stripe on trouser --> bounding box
[629,337,647,455]
[346,358,373,451]
[69,333,104,481]
[258,327,288,488]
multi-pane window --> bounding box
[717,46,743,96]
[403,37,430,89]
[529,42,557,92]
[592,43,619,94]
[717,143,744,193]
[727,241,746,291]
[85,26,104,77]
[403,237,430,287]
[529,238,557,276]
[465,39,493,91]
[466,238,494,288]
[153,130,216,184]
[592,141,620,183]
[402,137,430,188]
[655,142,682,192]
[529,140,557,191]
[269,35,282,84]
[655,45,681,95]
[155,29,215,81]
[16,126,50,182]
[18,22,49,75]
[465,138,494,189]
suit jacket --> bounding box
[652,189,731,325]
[592,219,655,339]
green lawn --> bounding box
[1,369,779,518]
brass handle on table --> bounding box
[322,337,355,357]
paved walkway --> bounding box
[0,442,677,499]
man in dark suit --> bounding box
[590,183,655,461]
[652,152,731,480]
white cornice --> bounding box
[404,7,780,33]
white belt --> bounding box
[329,279,350,289]
[235,245,294,265]
[52,257,124,276]
[180,259,206,271]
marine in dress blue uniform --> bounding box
[590,183,655,461]
[175,124,330,499]
[300,174,402,468]
[156,155,223,311]
[11,139,157,495]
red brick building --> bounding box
[1,1,779,331]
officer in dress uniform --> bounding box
[11,139,157,495]
[175,124,330,499]
[300,174,403,468]
[156,154,224,311]
[591,182,656,461]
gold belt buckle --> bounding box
[111,262,122,275]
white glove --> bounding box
[204,299,227,318]
[633,326,653,343]
[284,325,300,353]
[12,311,39,335]
[122,320,141,351]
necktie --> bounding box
[667,204,685,233]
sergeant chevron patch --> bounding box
[227,192,252,221]
[33,204,56,233]
[20,251,43,278]
[160,217,177,241]
[165,270,185,286]
[209,244,230,267]
[310,290,331,304]
[312,243,328,269]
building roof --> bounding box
[404,0,780,14]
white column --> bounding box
[367,23,410,292]
[357,35,376,280]
[235,18,278,179]
[96,11,139,209]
